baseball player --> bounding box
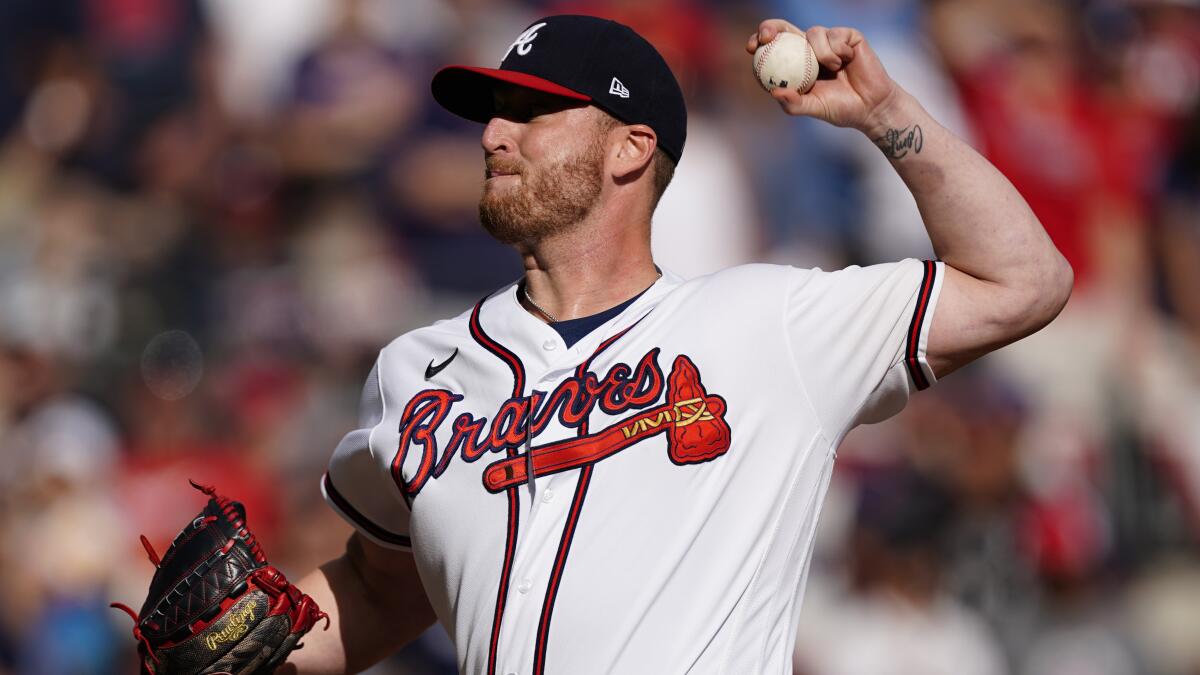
[281,14,1073,675]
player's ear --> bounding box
[611,124,657,183]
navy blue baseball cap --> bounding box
[431,15,687,163]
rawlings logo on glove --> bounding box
[111,482,328,675]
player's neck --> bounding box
[517,213,656,322]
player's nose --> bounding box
[481,116,518,155]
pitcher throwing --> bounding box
[277,14,1071,675]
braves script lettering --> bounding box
[393,349,732,495]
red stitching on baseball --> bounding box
[754,38,780,89]
[803,39,816,91]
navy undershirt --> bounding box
[545,288,647,348]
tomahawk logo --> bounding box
[504,22,548,60]
[609,77,630,99]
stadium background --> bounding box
[1,0,1199,672]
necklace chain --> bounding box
[522,271,662,324]
[522,283,558,323]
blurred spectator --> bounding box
[0,343,126,675]
[1158,100,1200,344]
[1118,0,1200,126]
[0,0,85,137]
[277,0,420,178]
[72,0,211,188]
[795,466,1007,675]
[0,175,119,360]
[1127,559,1200,675]
[1138,98,1200,538]
[940,0,1158,295]
[905,371,1047,662]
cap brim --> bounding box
[431,66,592,123]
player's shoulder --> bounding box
[673,262,813,296]
[665,260,926,311]
[692,259,925,290]
[681,260,897,285]
[648,264,802,323]
[682,262,798,287]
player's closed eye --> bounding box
[494,87,580,122]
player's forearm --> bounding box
[278,548,436,674]
[274,563,351,675]
[866,90,1073,322]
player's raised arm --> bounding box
[748,20,1073,378]
[278,532,436,675]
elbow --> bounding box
[1022,252,1074,333]
[1044,252,1074,319]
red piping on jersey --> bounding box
[532,323,637,674]
[533,463,593,674]
[470,295,528,675]
[904,260,938,391]
[471,295,526,397]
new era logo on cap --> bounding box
[430,15,687,163]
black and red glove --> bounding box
[112,481,328,674]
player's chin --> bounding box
[478,216,525,246]
[479,190,512,214]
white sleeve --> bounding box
[786,258,944,436]
[321,361,413,551]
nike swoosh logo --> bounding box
[425,348,458,380]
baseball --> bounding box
[753,32,819,94]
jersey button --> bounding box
[542,339,557,351]
[542,489,554,503]
[517,578,532,594]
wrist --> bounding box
[862,92,938,161]
[859,89,927,145]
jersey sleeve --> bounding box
[321,361,414,551]
[785,258,944,437]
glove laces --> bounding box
[109,602,161,668]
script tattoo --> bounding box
[874,125,924,159]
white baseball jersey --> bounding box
[322,259,944,674]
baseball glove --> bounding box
[111,481,328,674]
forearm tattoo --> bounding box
[874,125,923,159]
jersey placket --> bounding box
[493,354,580,674]
[494,322,627,675]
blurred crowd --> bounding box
[0,0,1198,673]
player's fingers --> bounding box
[747,18,805,53]
[805,26,846,72]
[771,87,824,118]
[825,27,860,62]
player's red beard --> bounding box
[478,133,605,245]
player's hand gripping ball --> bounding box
[752,32,819,94]
[111,482,328,675]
